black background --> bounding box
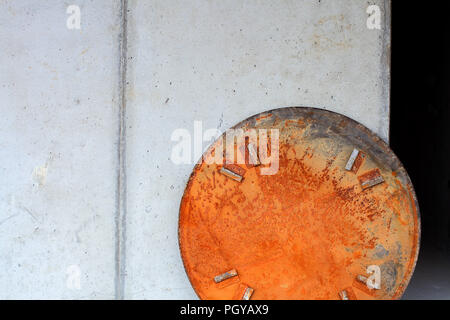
[391,1,450,251]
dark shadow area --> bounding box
[391,2,450,299]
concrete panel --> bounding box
[0,1,122,299]
[124,0,391,299]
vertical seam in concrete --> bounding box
[115,0,128,300]
[382,0,392,144]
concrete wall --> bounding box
[0,0,390,299]
[0,0,122,299]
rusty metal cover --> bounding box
[179,107,420,300]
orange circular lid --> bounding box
[179,107,420,300]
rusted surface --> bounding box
[214,270,239,284]
[179,107,420,300]
[340,287,357,300]
[359,169,385,190]
[351,151,366,174]
[219,166,244,183]
[242,287,255,300]
[339,290,349,300]
[346,149,366,174]
[247,143,261,167]
[345,149,360,171]
[357,275,369,284]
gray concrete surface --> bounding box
[0,0,392,299]
[0,0,122,299]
